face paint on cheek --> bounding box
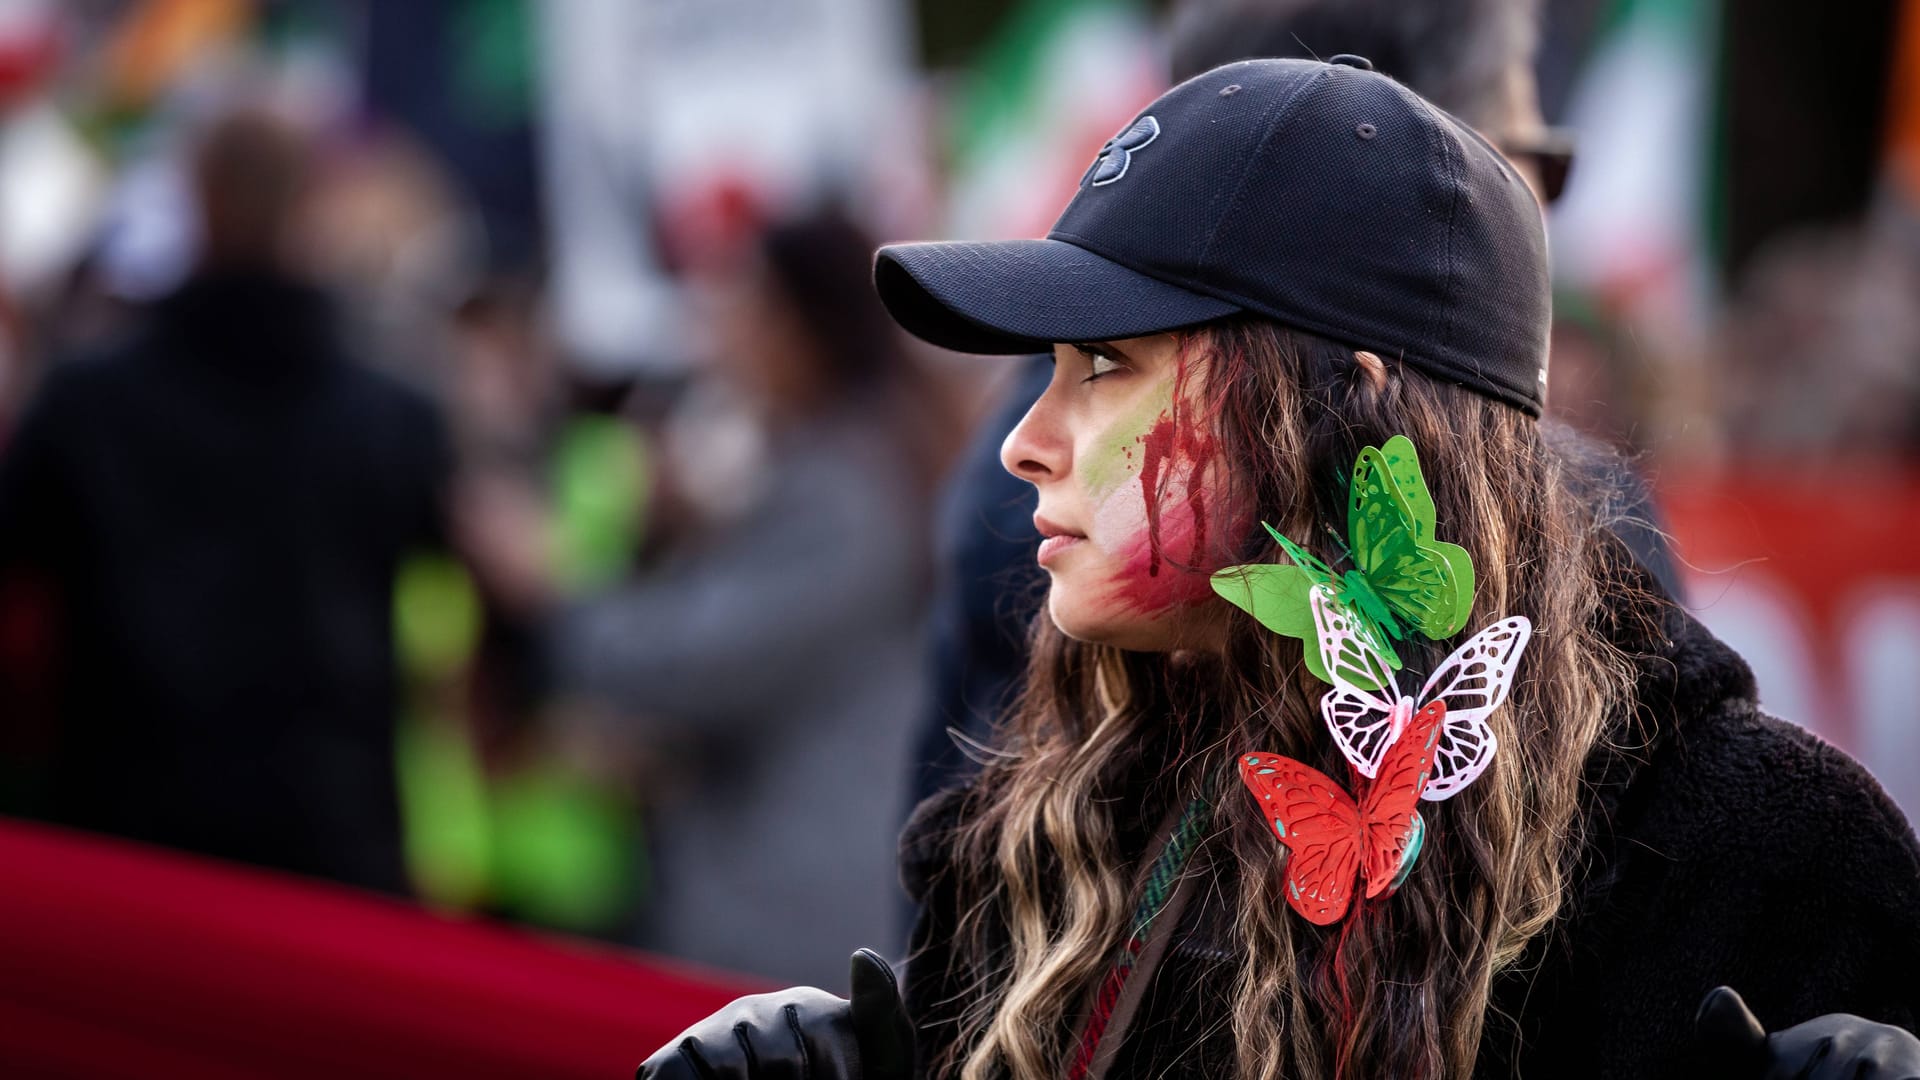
[1077,383,1169,500]
[1091,378,1232,615]
[1104,494,1219,612]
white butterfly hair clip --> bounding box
[1309,583,1531,801]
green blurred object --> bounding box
[394,556,491,908]
[393,532,643,931]
[513,419,651,930]
[915,0,1027,68]
[551,416,650,594]
[452,0,536,128]
[394,554,483,680]
[396,707,495,909]
[949,0,1141,161]
[491,759,642,933]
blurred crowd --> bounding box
[0,0,1915,989]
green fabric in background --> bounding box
[394,555,491,909]
[393,457,646,933]
[397,707,495,910]
[552,415,650,595]
[490,758,641,933]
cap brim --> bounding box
[874,238,1242,355]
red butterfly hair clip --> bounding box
[1238,698,1446,925]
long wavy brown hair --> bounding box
[927,316,1658,1079]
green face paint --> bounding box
[1077,376,1174,499]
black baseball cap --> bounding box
[875,56,1551,416]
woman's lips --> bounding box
[1034,514,1087,566]
[1037,533,1085,565]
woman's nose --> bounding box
[1000,386,1067,485]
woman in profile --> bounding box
[639,58,1920,1079]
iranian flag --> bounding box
[1549,0,1719,335]
[940,0,1164,241]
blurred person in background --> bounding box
[465,205,952,985]
[907,0,1681,824]
[0,106,451,895]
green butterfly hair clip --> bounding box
[1210,435,1475,687]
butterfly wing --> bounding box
[1347,444,1421,579]
[1436,540,1476,637]
[1359,700,1447,899]
[1212,561,1341,683]
[1310,585,1401,775]
[1239,752,1364,925]
[1349,442,1472,640]
[1415,616,1531,801]
[1363,533,1463,639]
[1212,563,1317,640]
[1375,435,1475,623]
[1265,524,1337,583]
[1369,436,1436,537]
[1214,526,1350,683]
[1347,458,1462,638]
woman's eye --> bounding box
[1084,351,1122,381]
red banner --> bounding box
[1663,465,1920,822]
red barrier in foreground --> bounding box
[0,819,763,1079]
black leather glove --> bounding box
[637,948,914,1080]
[1695,985,1920,1079]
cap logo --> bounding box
[1085,115,1159,187]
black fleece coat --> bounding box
[899,592,1920,1078]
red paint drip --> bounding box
[1137,415,1176,578]
[1160,344,1223,569]
[1186,453,1210,560]
[1110,341,1230,614]
[1107,486,1219,614]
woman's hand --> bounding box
[1696,985,1920,1079]
[637,949,913,1080]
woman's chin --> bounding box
[1047,575,1231,654]
[1046,587,1178,652]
